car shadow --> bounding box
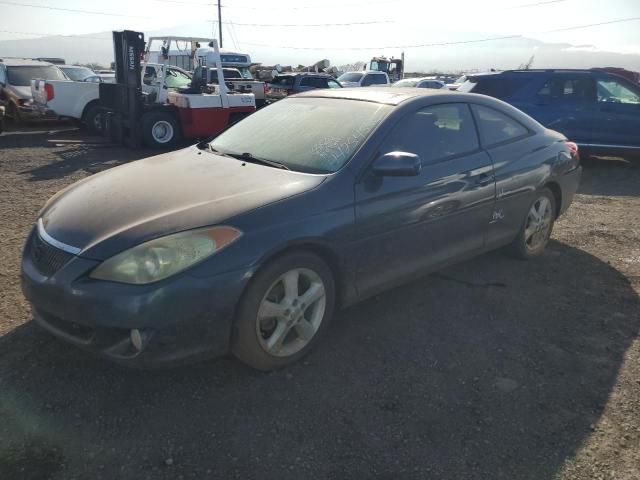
[0,241,637,480]
[579,155,640,197]
[9,130,191,182]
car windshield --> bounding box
[394,79,418,87]
[338,72,364,83]
[210,97,391,173]
[61,66,94,81]
[237,67,253,80]
[7,65,67,86]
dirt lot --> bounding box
[0,123,638,480]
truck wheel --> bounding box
[83,104,106,135]
[142,111,180,148]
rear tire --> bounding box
[509,188,556,259]
[232,252,335,371]
[141,111,180,148]
[8,102,22,124]
[83,103,106,135]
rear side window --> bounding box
[369,74,388,85]
[300,76,329,88]
[381,103,479,164]
[270,76,295,87]
[462,76,525,99]
[472,105,529,147]
[0,66,6,85]
[537,76,596,102]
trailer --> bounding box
[100,31,255,148]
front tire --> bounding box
[141,111,180,148]
[510,188,556,259]
[232,252,335,371]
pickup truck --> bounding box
[206,67,266,107]
[31,64,191,134]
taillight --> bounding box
[263,83,268,94]
[566,141,579,162]
[44,83,54,102]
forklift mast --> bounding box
[100,30,146,147]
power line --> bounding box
[0,0,149,18]
[241,15,640,50]
[227,20,392,27]
[0,1,391,27]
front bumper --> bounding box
[21,229,250,368]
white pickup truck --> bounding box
[31,64,191,134]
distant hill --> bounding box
[1,28,638,73]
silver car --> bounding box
[0,58,67,122]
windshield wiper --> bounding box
[225,152,290,170]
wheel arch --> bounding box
[80,99,102,123]
[543,180,562,218]
[252,240,350,309]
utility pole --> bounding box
[218,1,223,48]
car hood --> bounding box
[40,146,325,260]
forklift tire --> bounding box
[142,111,180,149]
[83,104,106,136]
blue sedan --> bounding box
[21,88,581,370]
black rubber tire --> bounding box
[231,251,336,371]
[141,111,180,149]
[83,103,106,135]
[8,102,22,124]
[509,188,556,260]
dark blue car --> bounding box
[458,69,640,158]
[21,88,581,370]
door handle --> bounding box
[475,173,495,186]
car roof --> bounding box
[275,72,334,78]
[400,77,444,82]
[341,70,386,75]
[0,58,54,67]
[296,86,455,105]
[60,65,91,69]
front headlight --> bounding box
[90,226,242,284]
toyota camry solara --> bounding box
[21,88,581,370]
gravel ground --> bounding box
[0,123,638,480]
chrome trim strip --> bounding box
[37,218,82,255]
[576,143,640,150]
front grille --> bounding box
[30,232,74,276]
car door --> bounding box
[470,103,542,247]
[592,75,640,148]
[353,103,496,296]
[525,73,597,144]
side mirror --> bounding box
[372,151,422,177]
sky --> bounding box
[0,0,638,70]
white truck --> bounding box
[31,63,191,134]
[147,46,267,107]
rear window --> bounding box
[337,72,363,83]
[60,66,94,81]
[270,76,295,87]
[458,75,526,99]
[7,65,67,86]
